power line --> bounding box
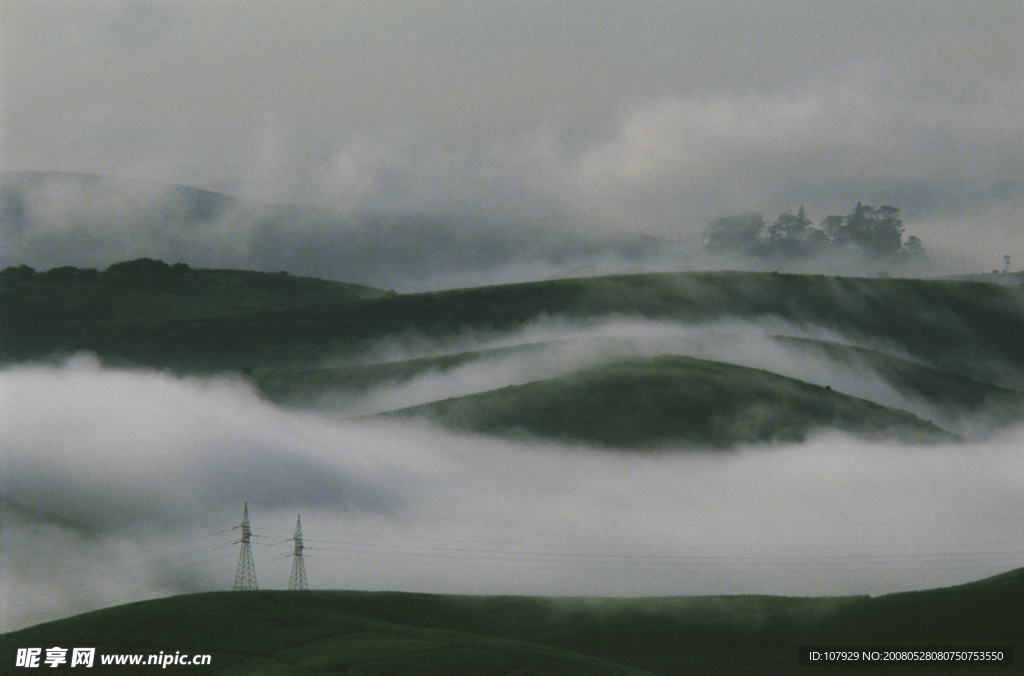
[2,506,1019,633]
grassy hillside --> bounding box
[6,267,1024,382]
[387,355,957,449]
[0,259,385,367]
[0,592,651,675]
[775,336,1024,427]
[255,336,1024,442]
[255,342,558,409]
[2,569,1019,674]
[5,262,1024,447]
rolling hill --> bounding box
[4,260,1023,670]
[4,261,1024,448]
[2,568,1019,674]
[7,264,1024,381]
[385,355,958,449]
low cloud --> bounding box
[3,354,1021,631]
[286,315,1019,441]
[3,3,1022,282]
[1,355,408,530]
[0,172,677,290]
[3,63,1022,285]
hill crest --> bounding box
[2,568,1019,674]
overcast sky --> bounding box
[1,0,1022,266]
[4,2,1023,630]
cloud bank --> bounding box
[3,354,1021,632]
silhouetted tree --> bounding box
[829,203,904,257]
[900,235,925,261]
[702,203,921,263]
[768,205,812,242]
[866,205,904,257]
[107,258,173,274]
[765,205,829,258]
[702,212,765,254]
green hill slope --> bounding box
[254,335,1024,443]
[255,342,557,409]
[5,262,1024,446]
[774,336,1024,428]
[3,569,1019,674]
[386,355,957,449]
[6,267,1024,384]
[0,259,385,368]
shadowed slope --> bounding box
[2,569,1019,675]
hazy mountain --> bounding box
[0,171,675,291]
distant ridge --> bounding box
[0,170,243,222]
[0,170,674,289]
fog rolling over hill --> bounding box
[2,263,1024,634]
[5,3,1024,663]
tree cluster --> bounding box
[702,203,923,262]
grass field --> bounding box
[6,263,1024,381]
[2,568,1020,674]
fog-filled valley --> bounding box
[3,4,1023,671]
[3,259,1023,634]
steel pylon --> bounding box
[233,502,258,591]
[288,514,308,591]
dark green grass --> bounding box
[255,341,559,409]
[256,335,1024,431]
[387,355,958,449]
[774,336,1024,426]
[5,263,1024,444]
[5,267,1024,388]
[0,261,385,369]
[0,592,652,675]
[2,569,1019,674]
[2,260,385,322]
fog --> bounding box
[280,314,1020,440]
[3,350,1022,632]
[2,2,1022,283]
[2,0,1023,633]
[0,171,680,290]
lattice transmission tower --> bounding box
[288,514,309,591]
[233,502,258,591]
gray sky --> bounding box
[4,3,1023,630]
[1,0,1022,267]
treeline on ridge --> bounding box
[703,203,924,262]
